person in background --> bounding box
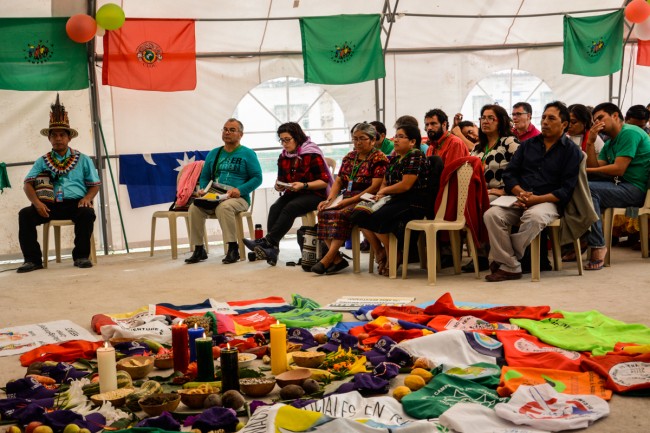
[424,108,469,164]
[567,104,605,153]
[394,115,428,154]
[18,94,100,273]
[369,121,394,156]
[313,122,388,275]
[451,113,479,151]
[243,122,332,266]
[512,102,541,142]
[625,105,650,134]
[185,118,263,265]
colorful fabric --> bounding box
[597,123,650,192]
[272,308,343,328]
[0,18,88,91]
[563,10,624,77]
[378,138,394,156]
[440,402,549,433]
[496,330,585,372]
[512,124,541,142]
[19,340,104,366]
[402,372,509,419]
[511,310,650,356]
[300,15,385,85]
[497,366,612,400]
[638,39,650,67]
[103,19,196,91]
[426,315,520,333]
[494,384,610,431]
[370,305,433,324]
[424,292,561,323]
[0,162,10,192]
[440,362,502,388]
[425,132,470,165]
[470,136,520,190]
[277,152,331,199]
[581,351,650,395]
[199,145,263,205]
[25,149,100,200]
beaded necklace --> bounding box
[43,148,80,177]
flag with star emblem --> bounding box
[562,10,624,77]
[119,150,209,208]
[300,14,385,85]
[0,18,88,90]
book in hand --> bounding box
[490,195,518,207]
[326,194,344,209]
[360,192,377,202]
[276,181,293,189]
[200,191,228,202]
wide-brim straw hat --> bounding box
[40,94,79,139]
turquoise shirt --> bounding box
[598,124,650,191]
[199,145,263,204]
[25,148,100,200]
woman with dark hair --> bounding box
[567,104,604,152]
[354,124,429,276]
[243,122,332,266]
[312,122,388,275]
[471,104,520,201]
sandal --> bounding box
[375,253,387,275]
[584,259,604,271]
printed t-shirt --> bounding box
[496,330,585,372]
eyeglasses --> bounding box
[278,137,293,143]
[352,136,371,143]
[222,127,240,133]
[480,116,497,123]
[511,112,528,117]
[393,134,408,140]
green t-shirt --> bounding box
[598,123,650,191]
[378,138,394,156]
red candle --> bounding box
[171,322,189,373]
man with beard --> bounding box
[424,108,469,164]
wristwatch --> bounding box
[303,182,309,190]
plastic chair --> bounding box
[206,190,256,261]
[325,157,337,178]
[636,189,650,258]
[401,162,479,285]
[43,220,97,268]
[601,207,627,267]
[529,219,583,282]
[301,211,317,226]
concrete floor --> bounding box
[1,239,649,432]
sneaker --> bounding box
[17,262,43,273]
[73,258,93,268]
[254,244,279,266]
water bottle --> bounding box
[255,224,263,240]
[55,186,64,203]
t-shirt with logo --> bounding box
[581,351,650,395]
[496,330,585,372]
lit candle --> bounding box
[220,343,239,392]
[171,321,189,373]
[188,324,204,363]
[270,321,288,375]
[195,333,215,382]
[96,341,117,394]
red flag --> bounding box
[638,40,650,66]
[103,19,196,91]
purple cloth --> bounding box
[287,328,318,349]
[372,362,400,380]
[113,341,152,356]
[136,412,181,431]
[0,398,53,422]
[190,407,239,433]
[40,362,89,383]
[281,138,334,195]
[42,410,105,433]
[249,400,273,415]
[5,378,57,399]
[318,331,358,353]
[331,374,389,396]
[365,336,397,366]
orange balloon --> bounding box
[625,0,650,24]
[66,14,97,43]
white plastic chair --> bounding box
[529,219,583,282]
[43,220,97,267]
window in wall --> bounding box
[233,77,349,187]
[460,69,555,130]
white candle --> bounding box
[97,341,118,393]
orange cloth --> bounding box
[19,340,104,366]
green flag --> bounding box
[300,14,385,85]
[0,18,89,91]
[562,10,624,77]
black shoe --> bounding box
[360,239,370,253]
[461,257,490,273]
[74,258,93,268]
[185,245,208,264]
[222,243,240,264]
[254,244,279,266]
[311,261,327,274]
[17,262,43,273]
[243,237,265,252]
[326,258,349,274]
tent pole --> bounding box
[87,0,111,255]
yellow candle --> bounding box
[96,341,117,393]
[270,321,288,375]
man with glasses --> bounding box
[185,118,263,265]
[483,101,582,282]
[424,108,469,164]
[512,102,541,142]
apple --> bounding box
[212,346,221,358]
[6,426,21,433]
[25,422,42,433]
[32,426,53,433]
[63,425,81,433]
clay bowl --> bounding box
[154,357,174,370]
[275,368,311,388]
[239,377,277,397]
[89,388,134,408]
[117,355,154,379]
[292,351,326,369]
[138,393,181,417]
[177,389,212,409]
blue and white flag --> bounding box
[119,150,209,208]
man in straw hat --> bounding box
[17,94,101,273]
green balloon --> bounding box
[96,3,125,31]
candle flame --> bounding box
[104,341,109,349]
[194,323,198,329]
[202,333,206,338]
[227,343,230,350]
[179,320,183,325]
[276,320,280,325]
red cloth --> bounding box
[512,123,541,142]
[433,156,491,245]
[369,305,433,324]
[496,330,586,372]
[581,351,650,394]
[19,340,104,366]
[426,132,469,164]
[176,160,204,207]
[424,292,563,322]
[638,40,650,67]
[103,19,196,91]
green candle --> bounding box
[220,345,240,392]
[195,335,215,382]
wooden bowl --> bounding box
[90,388,134,408]
[138,393,180,417]
[177,389,212,409]
[275,368,311,388]
[154,357,174,370]
[292,351,326,369]
[117,355,154,379]
[239,377,276,397]
[109,337,136,346]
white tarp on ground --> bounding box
[1,1,649,257]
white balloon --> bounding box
[95,26,106,37]
[635,19,650,40]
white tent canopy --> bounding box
[2,0,649,258]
